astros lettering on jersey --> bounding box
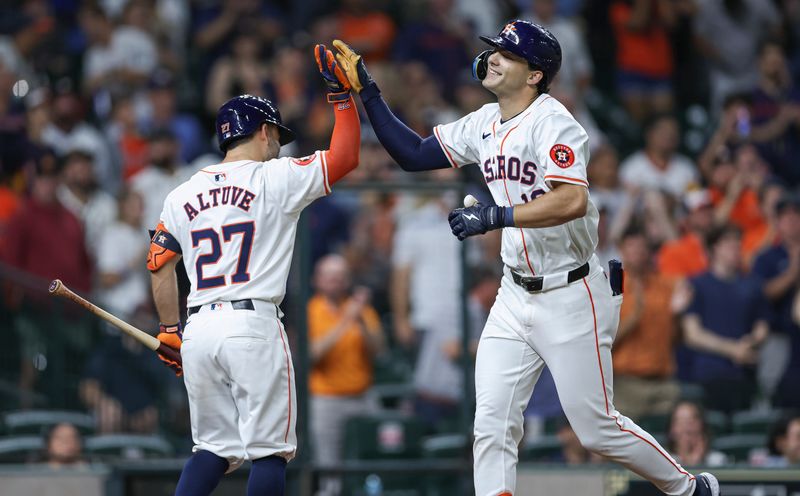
[433,94,598,275]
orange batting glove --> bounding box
[157,322,183,376]
[315,43,351,103]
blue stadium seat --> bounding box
[2,410,95,436]
[0,435,44,463]
[85,434,173,460]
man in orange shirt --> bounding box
[613,226,685,421]
[307,254,384,493]
[658,189,714,277]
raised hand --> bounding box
[332,39,374,93]
[314,43,351,103]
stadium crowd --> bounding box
[0,0,798,479]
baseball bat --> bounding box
[48,279,182,364]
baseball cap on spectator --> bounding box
[776,194,800,216]
[683,188,713,212]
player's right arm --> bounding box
[332,40,453,172]
[146,213,184,375]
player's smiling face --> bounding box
[482,49,542,96]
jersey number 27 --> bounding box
[191,221,255,289]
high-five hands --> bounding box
[314,43,351,103]
[331,40,374,93]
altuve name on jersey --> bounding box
[183,186,256,221]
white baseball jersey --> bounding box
[434,94,697,496]
[433,94,599,275]
[158,154,330,307]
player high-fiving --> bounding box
[332,21,719,496]
[146,45,360,496]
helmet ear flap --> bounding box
[472,50,492,81]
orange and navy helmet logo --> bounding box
[550,144,575,168]
[501,23,520,45]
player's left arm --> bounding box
[315,44,361,184]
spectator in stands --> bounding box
[666,401,728,467]
[392,0,471,93]
[707,145,769,246]
[391,181,463,432]
[612,226,684,421]
[658,189,714,277]
[78,3,157,101]
[96,187,150,321]
[609,0,676,123]
[777,415,800,466]
[39,80,115,193]
[205,32,272,115]
[682,225,769,413]
[327,0,397,63]
[2,150,90,293]
[105,95,149,181]
[41,422,87,469]
[2,151,93,408]
[588,145,627,255]
[694,0,781,112]
[755,413,797,467]
[619,113,699,199]
[753,194,800,409]
[56,147,117,258]
[191,0,284,73]
[526,0,593,100]
[80,330,167,434]
[140,69,205,164]
[308,255,384,494]
[742,178,785,267]
[748,39,800,186]
[129,128,190,231]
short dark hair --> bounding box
[643,112,678,135]
[705,224,741,249]
[529,64,550,94]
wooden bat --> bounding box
[48,279,182,365]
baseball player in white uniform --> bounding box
[146,46,360,495]
[332,21,721,496]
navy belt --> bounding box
[187,298,255,317]
[511,262,590,293]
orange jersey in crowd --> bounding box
[308,294,381,396]
[610,1,674,77]
[657,233,708,278]
[613,273,678,378]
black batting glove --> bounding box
[448,205,515,241]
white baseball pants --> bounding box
[182,300,297,472]
[473,265,696,496]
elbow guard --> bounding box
[147,222,182,272]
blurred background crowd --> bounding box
[0,0,799,490]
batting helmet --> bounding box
[477,20,562,89]
[216,94,295,152]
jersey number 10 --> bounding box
[191,221,255,289]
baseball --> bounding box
[464,194,479,207]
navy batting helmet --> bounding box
[478,20,562,89]
[216,95,295,152]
